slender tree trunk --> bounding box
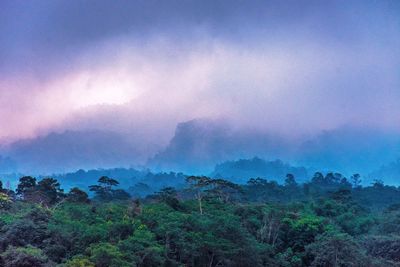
[138,252,149,267]
[208,252,214,267]
[197,192,203,215]
[334,246,338,267]
[272,223,281,246]
[165,234,170,259]
[267,220,273,243]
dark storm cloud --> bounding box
[2,0,399,76]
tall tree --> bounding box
[16,176,37,201]
[186,176,212,215]
[37,178,64,205]
[89,176,128,202]
[66,187,90,203]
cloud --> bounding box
[1,34,400,143]
[0,0,399,148]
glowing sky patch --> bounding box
[63,71,141,108]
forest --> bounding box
[0,172,399,267]
[1,0,399,266]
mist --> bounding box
[0,0,399,178]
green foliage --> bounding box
[377,204,400,235]
[118,224,164,266]
[63,255,95,267]
[0,173,398,266]
[88,242,130,267]
[1,245,49,267]
[0,192,12,210]
[66,187,90,203]
[362,235,400,264]
[15,176,66,207]
[16,176,37,200]
[306,232,368,267]
[89,176,130,202]
[37,177,65,205]
[276,248,302,267]
[313,190,376,235]
[282,213,325,249]
[0,207,50,251]
[155,187,181,210]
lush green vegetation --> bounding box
[0,173,399,266]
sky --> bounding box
[0,0,399,149]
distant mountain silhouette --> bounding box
[1,130,141,173]
[211,157,308,183]
[1,119,399,184]
[149,119,400,178]
[148,118,293,173]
